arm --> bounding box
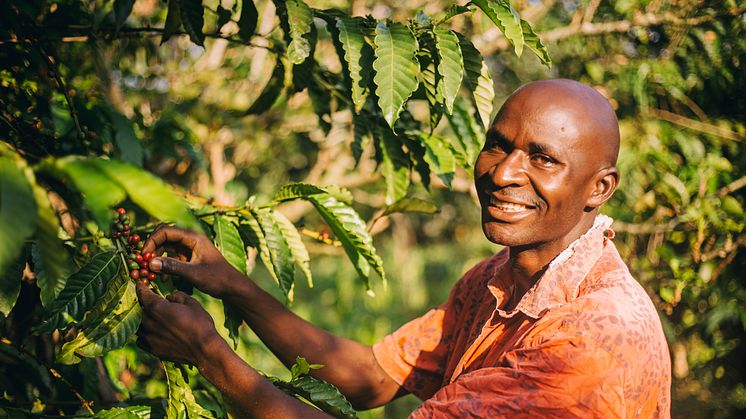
[135,282,332,418]
[142,226,402,409]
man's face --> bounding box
[474,96,600,250]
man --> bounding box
[136,79,671,417]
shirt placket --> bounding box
[449,309,502,383]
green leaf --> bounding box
[212,215,247,348]
[289,356,323,380]
[272,210,313,288]
[373,22,420,128]
[53,157,126,229]
[417,33,444,129]
[472,0,524,56]
[447,96,484,166]
[257,209,295,299]
[113,0,135,32]
[722,195,744,217]
[417,133,456,187]
[162,0,183,44]
[180,0,206,46]
[383,197,439,216]
[379,129,410,205]
[307,195,385,290]
[26,168,69,307]
[95,406,151,419]
[273,183,353,205]
[238,0,258,42]
[286,0,314,64]
[0,249,25,317]
[352,114,373,164]
[0,156,37,280]
[108,111,144,167]
[433,29,464,114]
[336,17,374,113]
[521,19,551,68]
[91,159,202,231]
[268,375,357,419]
[57,279,141,364]
[457,34,494,129]
[437,4,473,24]
[39,251,121,333]
[246,58,285,115]
[238,211,275,282]
[164,361,216,418]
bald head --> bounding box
[496,79,620,168]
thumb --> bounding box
[135,281,162,309]
[149,257,192,278]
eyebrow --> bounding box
[484,129,512,150]
[485,129,565,161]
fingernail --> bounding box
[150,258,162,272]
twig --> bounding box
[719,175,746,197]
[33,44,85,140]
[650,109,744,142]
[612,218,681,234]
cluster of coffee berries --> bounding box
[111,208,159,283]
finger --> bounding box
[143,226,199,254]
[166,291,188,303]
[148,256,192,278]
[135,280,163,309]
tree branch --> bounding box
[478,6,746,56]
[650,109,744,142]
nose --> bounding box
[489,150,527,187]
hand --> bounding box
[135,281,226,366]
[143,225,242,298]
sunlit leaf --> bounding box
[238,210,277,284]
[212,215,247,348]
[0,250,25,317]
[383,197,439,216]
[267,374,357,419]
[471,0,524,56]
[379,129,410,205]
[417,33,444,130]
[446,97,484,166]
[457,33,494,129]
[307,195,386,290]
[164,361,216,418]
[521,19,551,68]
[257,209,295,299]
[273,183,353,205]
[286,0,314,64]
[95,405,151,419]
[91,159,202,231]
[238,0,258,42]
[108,111,143,167]
[52,156,126,229]
[417,133,456,187]
[39,251,120,333]
[336,17,374,113]
[373,22,420,128]
[272,210,313,288]
[57,279,140,364]
[246,58,285,115]
[434,29,463,114]
[0,155,36,280]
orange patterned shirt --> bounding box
[373,216,671,418]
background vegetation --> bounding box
[1,0,745,418]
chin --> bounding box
[481,220,527,247]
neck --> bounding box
[506,213,597,299]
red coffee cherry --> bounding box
[139,268,149,278]
[130,270,140,280]
[135,253,143,263]
[116,208,126,215]
[147,273,156,281]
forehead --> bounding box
[490,99,586,152]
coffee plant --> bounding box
[0,0,549,417]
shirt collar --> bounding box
[488,215,615,319]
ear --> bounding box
[585,167,619,210]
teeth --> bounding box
[490,197,530,212]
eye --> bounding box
[530,154,555,167]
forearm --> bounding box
[197,337,333,418]
[221,275,400,409]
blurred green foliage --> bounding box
[1,0,746,418]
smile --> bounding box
[489,197,534,212]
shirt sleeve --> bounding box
[409,334,627,418]
[372,265,478,400]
